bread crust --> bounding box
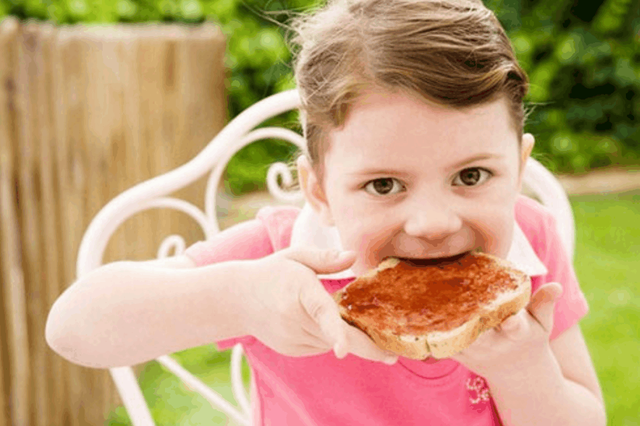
[333,253,531,359]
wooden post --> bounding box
[0,18,227,425]
[16,21,74,426]
[34,22,66,426]
[0,18,31,426]
[52,24,105,426]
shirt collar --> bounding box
[290,203,548,280]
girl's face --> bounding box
[299,89,534,276]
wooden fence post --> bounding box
[0,17,227,426]
[0,17,31,426]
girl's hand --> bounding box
[451,282,563,380]
[241,248,398,364]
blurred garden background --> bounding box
[0,0,638,425]
[2,0,639,194]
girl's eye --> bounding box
[364,178,404,196]
[453,168,493,187]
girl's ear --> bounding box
[296,155,335,226]
[517,133,535,192]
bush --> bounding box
[2,0,638,193]
[488,0,640,174]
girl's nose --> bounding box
[403,199,462,240]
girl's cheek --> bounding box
[488,216,516,258]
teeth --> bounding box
[395,250,477,263]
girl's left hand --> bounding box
[451,282,563,380]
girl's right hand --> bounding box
[241,248,398,365]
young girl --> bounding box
[46,0,606,424]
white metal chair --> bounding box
[76,88,575,426]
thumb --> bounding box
[298,279,349,358]
[282,248,357,275]
[526,282,563,333]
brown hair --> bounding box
[289,0,529,170]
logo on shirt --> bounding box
[467,375,491,406]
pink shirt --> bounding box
[185,195,589,425]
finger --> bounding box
[299,281,349,358]
[299,322,334,350]
[301,320,396,363]
[497,309,526,333]
[527,282,563,332]
[291,344,335,357]
[343,325,399,365]
[282,248,357,274]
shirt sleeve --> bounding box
[184,219,275,267]
[184,218,275,350]
[534,211,590,340]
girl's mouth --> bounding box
[397,250,473,266]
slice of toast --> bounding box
[332,252,531,360]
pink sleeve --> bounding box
[183,206,300,351]
[184,219,275,350]
[532,211,589,340]
[184,219,274,267]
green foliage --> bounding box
[492,0,640,174]
[1,0,638,193]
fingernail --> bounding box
[554,286,564,299]
[502,316,519,330]
[384,356,398,365]
[333,343,347,359]
[338,251,356,261]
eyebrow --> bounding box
[348,168,412,178]
[449,153,504,169]
[349,153,504,177]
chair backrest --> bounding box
[75,89,575,426]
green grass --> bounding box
[106,345,251,426]
[107,190,640,425]
[570,189,640,425]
